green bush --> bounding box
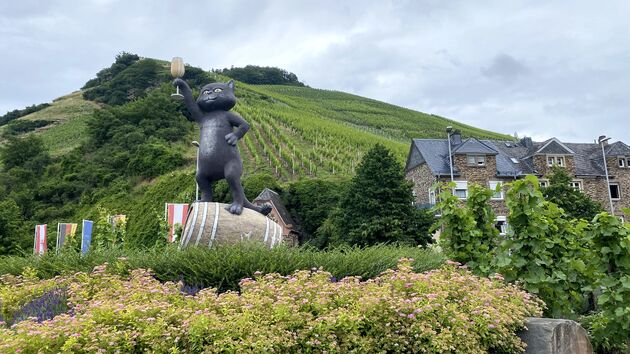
[433,175,630,352]
[433,182,497,275]
[0,244,444,292]
[0,259,542,353]
[0,103,51,126]
[2,119,51,136]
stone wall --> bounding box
[606,155,630,215]
[533,154,576,176]
[406,164,435,205]
[452,154,512,216]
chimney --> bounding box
[451,130,462,145]
[520,137,533,148]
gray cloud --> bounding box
[1,0,629,144]
[481,54,528,83]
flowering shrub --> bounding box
[0,268,69,326]
[0,259,542,353]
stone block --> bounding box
[518,317,593,354]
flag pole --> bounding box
[56,223,60,254]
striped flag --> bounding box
[34,224,47,255]
[56,223,78,253]
[165,203,189,242]
[81,220,93,255]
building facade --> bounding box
[253,188,300,246]
[405,133,630,230]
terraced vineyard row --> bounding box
[232,83,509,180]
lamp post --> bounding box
[446,126,454,182]
[192,141,200,201]
[597,135,614,215]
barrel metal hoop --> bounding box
[271,221,278,247]
[195,202,209,246]
[209,202,220,247]
[184,203,200,246]
[264,217,270,243]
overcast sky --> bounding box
[1,0,628,143]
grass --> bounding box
[0,243,445,292]
[2,91,100,155]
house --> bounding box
[252,188,299,245]
[405,132,630,230]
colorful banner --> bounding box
[34,224,47,255]
[165,203,189,242]
[56,223,78,253]
[81,220,93,255]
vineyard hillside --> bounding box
[0,55,512,250]
[7,60,509,180]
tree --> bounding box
[215,65,305,86]
[542,165,603,220]
[284,178,348,244]
[0,135,50,172]
[321,144,431,247]
[0,198,26,255]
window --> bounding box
[510,157,519,164]
[539,180,549,188]
[453,181,468,199]
[467,155,486,166]
[610,184,621,200]
[489,181,504,200]
[557,156,565,167]
[619,158,626,168]
[495,216,508,236]
[570,181,582,190]
[429,190,436,205]
[547,155,566,167]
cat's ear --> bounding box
[227,80,234,90]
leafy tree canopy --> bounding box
[319,144,432,247]
[542,165,603,220]
[214,65,305,86]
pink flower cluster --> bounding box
[0,259,543,353]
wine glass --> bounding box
[171,57,185,100]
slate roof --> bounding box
[253,188,295,226]
[407,137,628,178]
[407,139,460,176]
[451,138,499,155]
[606,141,630,156]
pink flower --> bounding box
[407,313,415,319]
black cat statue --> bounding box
[173,78,271,216]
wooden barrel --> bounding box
[179,202,284,248]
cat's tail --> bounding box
[244,200,272,216]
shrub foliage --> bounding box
[0,259,542,353]
[434,176,630,353]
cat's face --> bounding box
[196,80,236,111]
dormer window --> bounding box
[467,154,486,166]
[547,155,565,167]
[619,157,630,168]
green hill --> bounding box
[0,54,510,252]
[8,61,508,177]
